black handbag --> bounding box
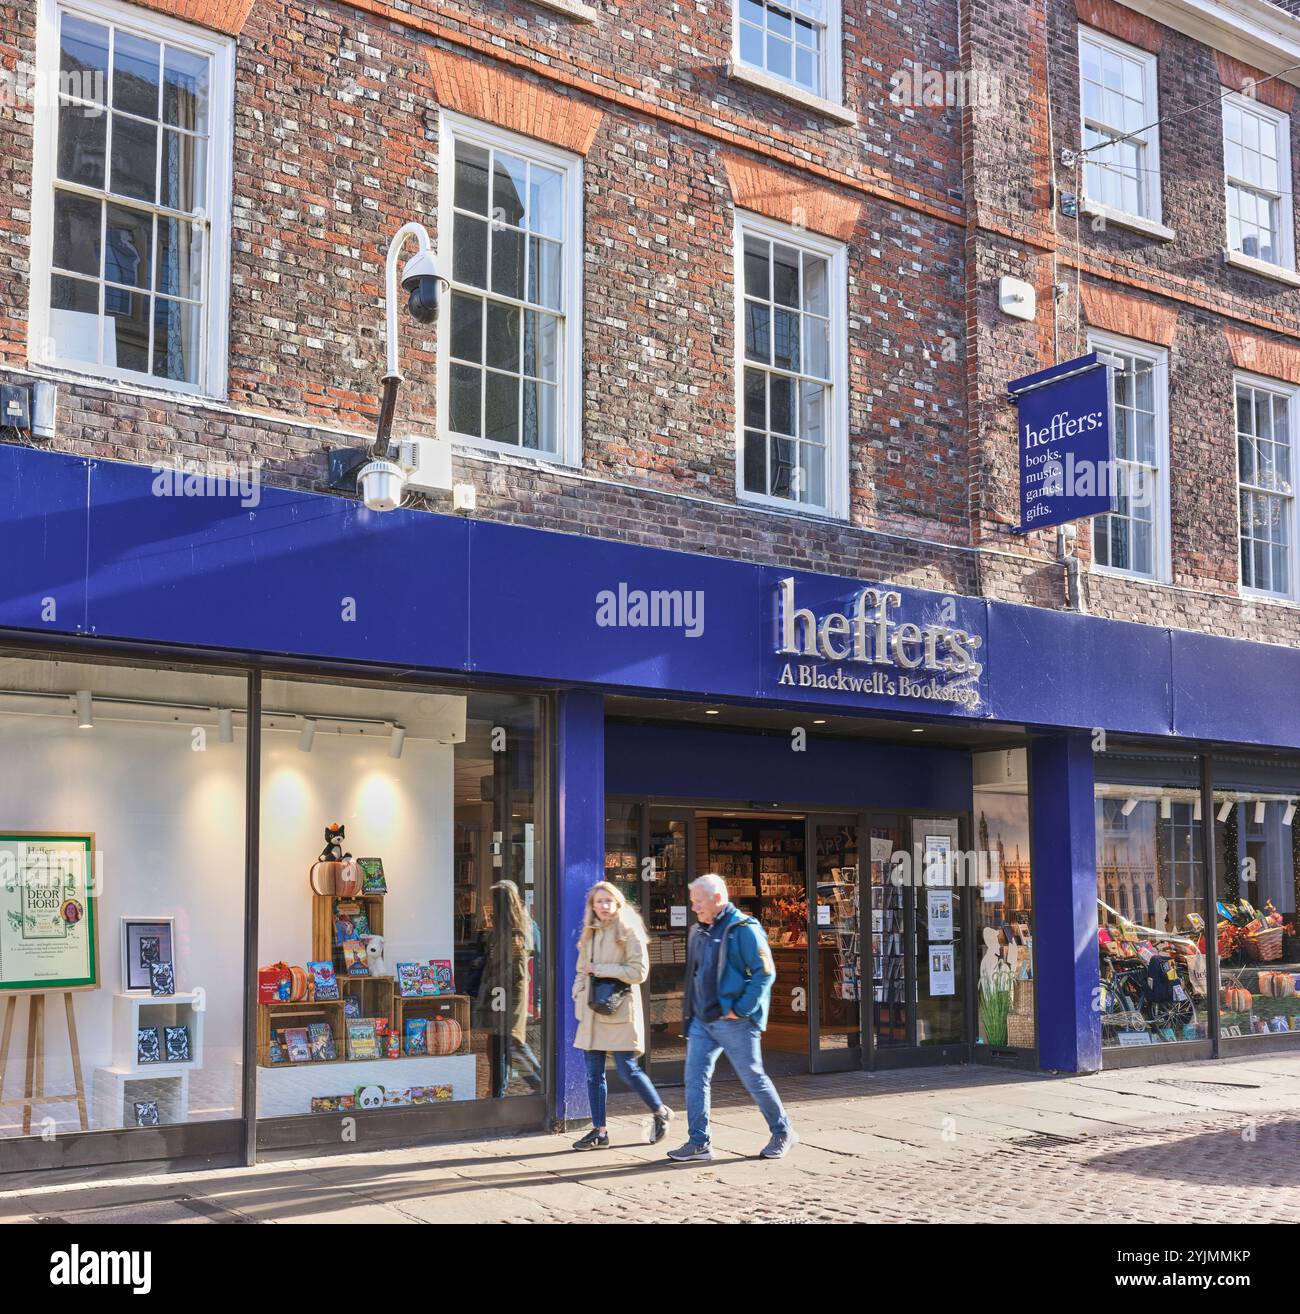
[586,934,631,1015]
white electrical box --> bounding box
[998,276,1037,321]
[396,436,452,495]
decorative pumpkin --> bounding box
[1258,971,1295,998]
[1221,985,1253,1013]
[426,1016,463,1055]
[287,964,310,1002]
[309,822,358,895]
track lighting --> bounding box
[1254,799,1266,825]
[1121,798,1138,817]
[299,718,317,752]
[389,724,406,759]
[1217,799,1234,823]
[75,690,93,729]
[217,708,234,743]
[1285,802,1296,827]
[1159,797,1171,819]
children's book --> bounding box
[343,994,362,1019]
[404,1018,428,1055]
[137,1027,161,1064]
[164,1025,191,1063]
[284,1027,312,1063]
[309,960,340,1000]
[396,963,423,997]
[429,960,454,996]
[341,939,370,976]
[307,1021,337,1061]
[346,1020,379,1060]
[357,857,387,894]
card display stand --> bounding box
[90,991,204,1128]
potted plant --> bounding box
[978,967,1013,1047]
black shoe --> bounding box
[572,1128,609,1150]
[648,1107,674,1145]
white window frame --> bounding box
[28,0,234,398]
[1077,27,1162,225]
[733,209,849,520]
[1221,91,1295,274]
[1087,329,1171,585]
[731,0,844,109]
[436,111,583,467]
[1234,370,1299,603]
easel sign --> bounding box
[0,834,98,992]
[0,834,98,1134]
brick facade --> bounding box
[3,0,1300,648]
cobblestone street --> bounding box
[4,1054,1298,1225]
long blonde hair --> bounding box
[579,881,645,946]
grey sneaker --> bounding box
[648,1107,674,1145]
[572,1128,609,1150]
[759,1130,798,1159]
[666,1140,713,1163]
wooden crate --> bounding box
[257,1000,345,1067]
[311,892,386,968]
[392,994,471,1055]
[340,975,395,1026]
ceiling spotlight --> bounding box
[75,690,93,729]
[704,709,720,716]
[1121,798,1138,817]
[298,718,317,752]
[217,708,234,743]
[1193,797,1202,822]
[1159,797,1171,819]
[1254,799,1266,825]
[1284,802,1296,827]
[1217,799,1234,823]
[911,727,924,734]
[813,719,826,725]
[389,724,406,760]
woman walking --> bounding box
[571,881,673,1149]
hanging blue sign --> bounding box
[1008,353,1114,533]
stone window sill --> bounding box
[1080,199,1175,242]
[529,0,598,21]
[1224,248,1300,287]
[724,62,857,126]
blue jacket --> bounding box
[683,908,776,1032]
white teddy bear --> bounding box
[364,934,388,978]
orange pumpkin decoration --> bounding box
[1258,972,1295,998]
[426,1016,463,1055]
[1221,985,1253,1013]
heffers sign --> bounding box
[1008,353,1115,533]
[769,575,987,713]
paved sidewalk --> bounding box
[2,1054,1298,1223]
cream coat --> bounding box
[572,916,649,1054]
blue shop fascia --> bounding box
[2,442,1299,1177]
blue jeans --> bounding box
[584,1050,664,1127]
[685,1016,791,1147]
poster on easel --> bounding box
[0,834,98,991]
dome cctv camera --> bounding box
[401,247,442,324]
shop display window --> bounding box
[257,676,548,1117]
[0,652,247,1139]
[1095,754,1209,1049]
[973,751,1035,1051]
[1212,758,1300,1039]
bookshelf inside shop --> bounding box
[453,823,479,944]
[701,817,804,944]
[603,804,643,911]
[815,825,860,1029]
[871,824,908,1044]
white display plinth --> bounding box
[92,1066,191,1129]
[255,1054,477,1117]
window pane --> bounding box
[49,274,100,362]
[450,292,482,363]
[491,227,524,300]
[523,310,559,382]
[744,240,769,299]
[60,14,109,100]
[111,114,157,202]
[770,435,795,497]
[773,308,800,371]
[449,362,482,436]
[105,287,150,372]
[485,301,520,372]
[772,244,800,307]
[163,46,208,132]
[744,302,771,363]
[744,428,767,493]
[152,296,199,383]
[527,237,561,310]
[53,192,102,277]
[492,153,527,228]
[156,216,202,300]
[770,373,794,435]
[803,254,828,314]
[739,22,763,67]
[160,129,204,211]
[485,371,520,446]
[744,367,766,429]
[798,439,824,504]
[452,213,488,288]
[522,379,557,451]
[455,142,491,215]
[112,31,160,119]
[528,165,563,239]
[802,316,828,378]
[57,99,106,188]
[105,203,152,290]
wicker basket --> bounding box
[1013,979,1034,1013]
[1245,927,1284,963]
[1006,1012,1035,1048]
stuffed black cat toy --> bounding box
[319,822,347,863]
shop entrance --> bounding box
[604,799,971,1082]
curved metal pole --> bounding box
[372,222,434,460]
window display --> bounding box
[257,676,548,1118]
[973,751,1035,1051]
[0,652,248,1138]
[1095,753,1208,1049]
[1212,759,1300,1038]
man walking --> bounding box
[667,873,797,1162]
